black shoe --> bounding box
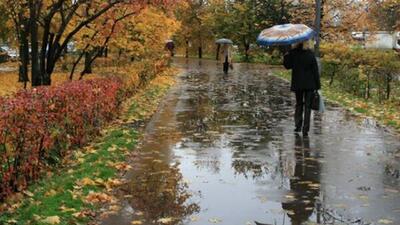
[294,128,301,132]
[302,131,308,137]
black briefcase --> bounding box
[311,91,320,110]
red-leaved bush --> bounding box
[0,78,124,200]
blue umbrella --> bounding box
[257,24,315,46]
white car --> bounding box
[0,46,18,59]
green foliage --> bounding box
[175,0,295,59]
[321,42,400,102]
[274,70,400,132]
[233,48,283,64]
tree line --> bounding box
[174,0,399,60]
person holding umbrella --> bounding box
[216,38,233,74]
[257,24,321,136]
[165,40,175,57]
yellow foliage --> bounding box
[113,6,180,60]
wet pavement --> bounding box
[101,58,400,225]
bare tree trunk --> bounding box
[18,21,30,88]
[386,74,392,100]
[185,40,189,58]
[244,41,250,62]
[29,2,41,86]
[82,51,93,75]
[198,47,202,59]
[69,51,85,80]
[216,44,220,60]
[365,73,370,99]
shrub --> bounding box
[321,43,400,102]
[0,78,124,200]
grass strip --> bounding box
[273,70,400,133]
[0,69,177,225]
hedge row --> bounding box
[321,43,400,102]
[0,78,124,200]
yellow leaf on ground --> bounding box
[59,205,76,213]
[84,191,114,204]
[190,216,199,222]
[45,190,58,197]
[72,211,86,219]
[23,191,34,197]
[378,219,393,224]
[208,218,222,223]
[113,162,132,171]
[131,221,143,225]
[157,217,174,224]
[41,216,60,224]
[77,177,96,186]
[135,211,144,216]
[7,219,17,224]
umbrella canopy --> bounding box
[216,38,233,45]
[257,24,315,46]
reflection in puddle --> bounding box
[281,135,321,225]
[101,59,400,225]
[125,157,199,224]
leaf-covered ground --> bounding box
[0,69,177,225]
[274,71,400,134]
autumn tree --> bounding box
[175,0,213,58]
[367,0,400,31]
[2,0,177,87]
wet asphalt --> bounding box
[100,58,400,225]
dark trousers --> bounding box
[223,56,229,74]
[295,90,313,132]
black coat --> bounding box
[283,48,321,91]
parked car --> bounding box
[0,46,18,60]
[352,31,400,51]
[0,48,10,63]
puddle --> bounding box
[101,58,400,225]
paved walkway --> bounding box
[101,58,400,225]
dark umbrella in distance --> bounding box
[215,38,233,60]
[216,38,233,45]
[165,40,175,56]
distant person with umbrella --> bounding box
[257,24,321,136]
[216,38,233,74]
[165,40,175,57]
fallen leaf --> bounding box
[111,162,132,171]
[208,218,222,223]
[135,211,144,216]
[258,196,268,203]
[72,212,86,218]
[77,177,96,186]
[378,219,393,224]
[23,190,34,197]
[285,210,295,215]
[131,221,143,225]
[157,217,174,224]
[84,191,114,204]
[45,189,58,197]
[384,188,399,194]
[190,216,199,222]
[41,216,60,224]
[7,219,18,224]
[109,205,121,212]
[105,178,125,191]
[59,205,76,213]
